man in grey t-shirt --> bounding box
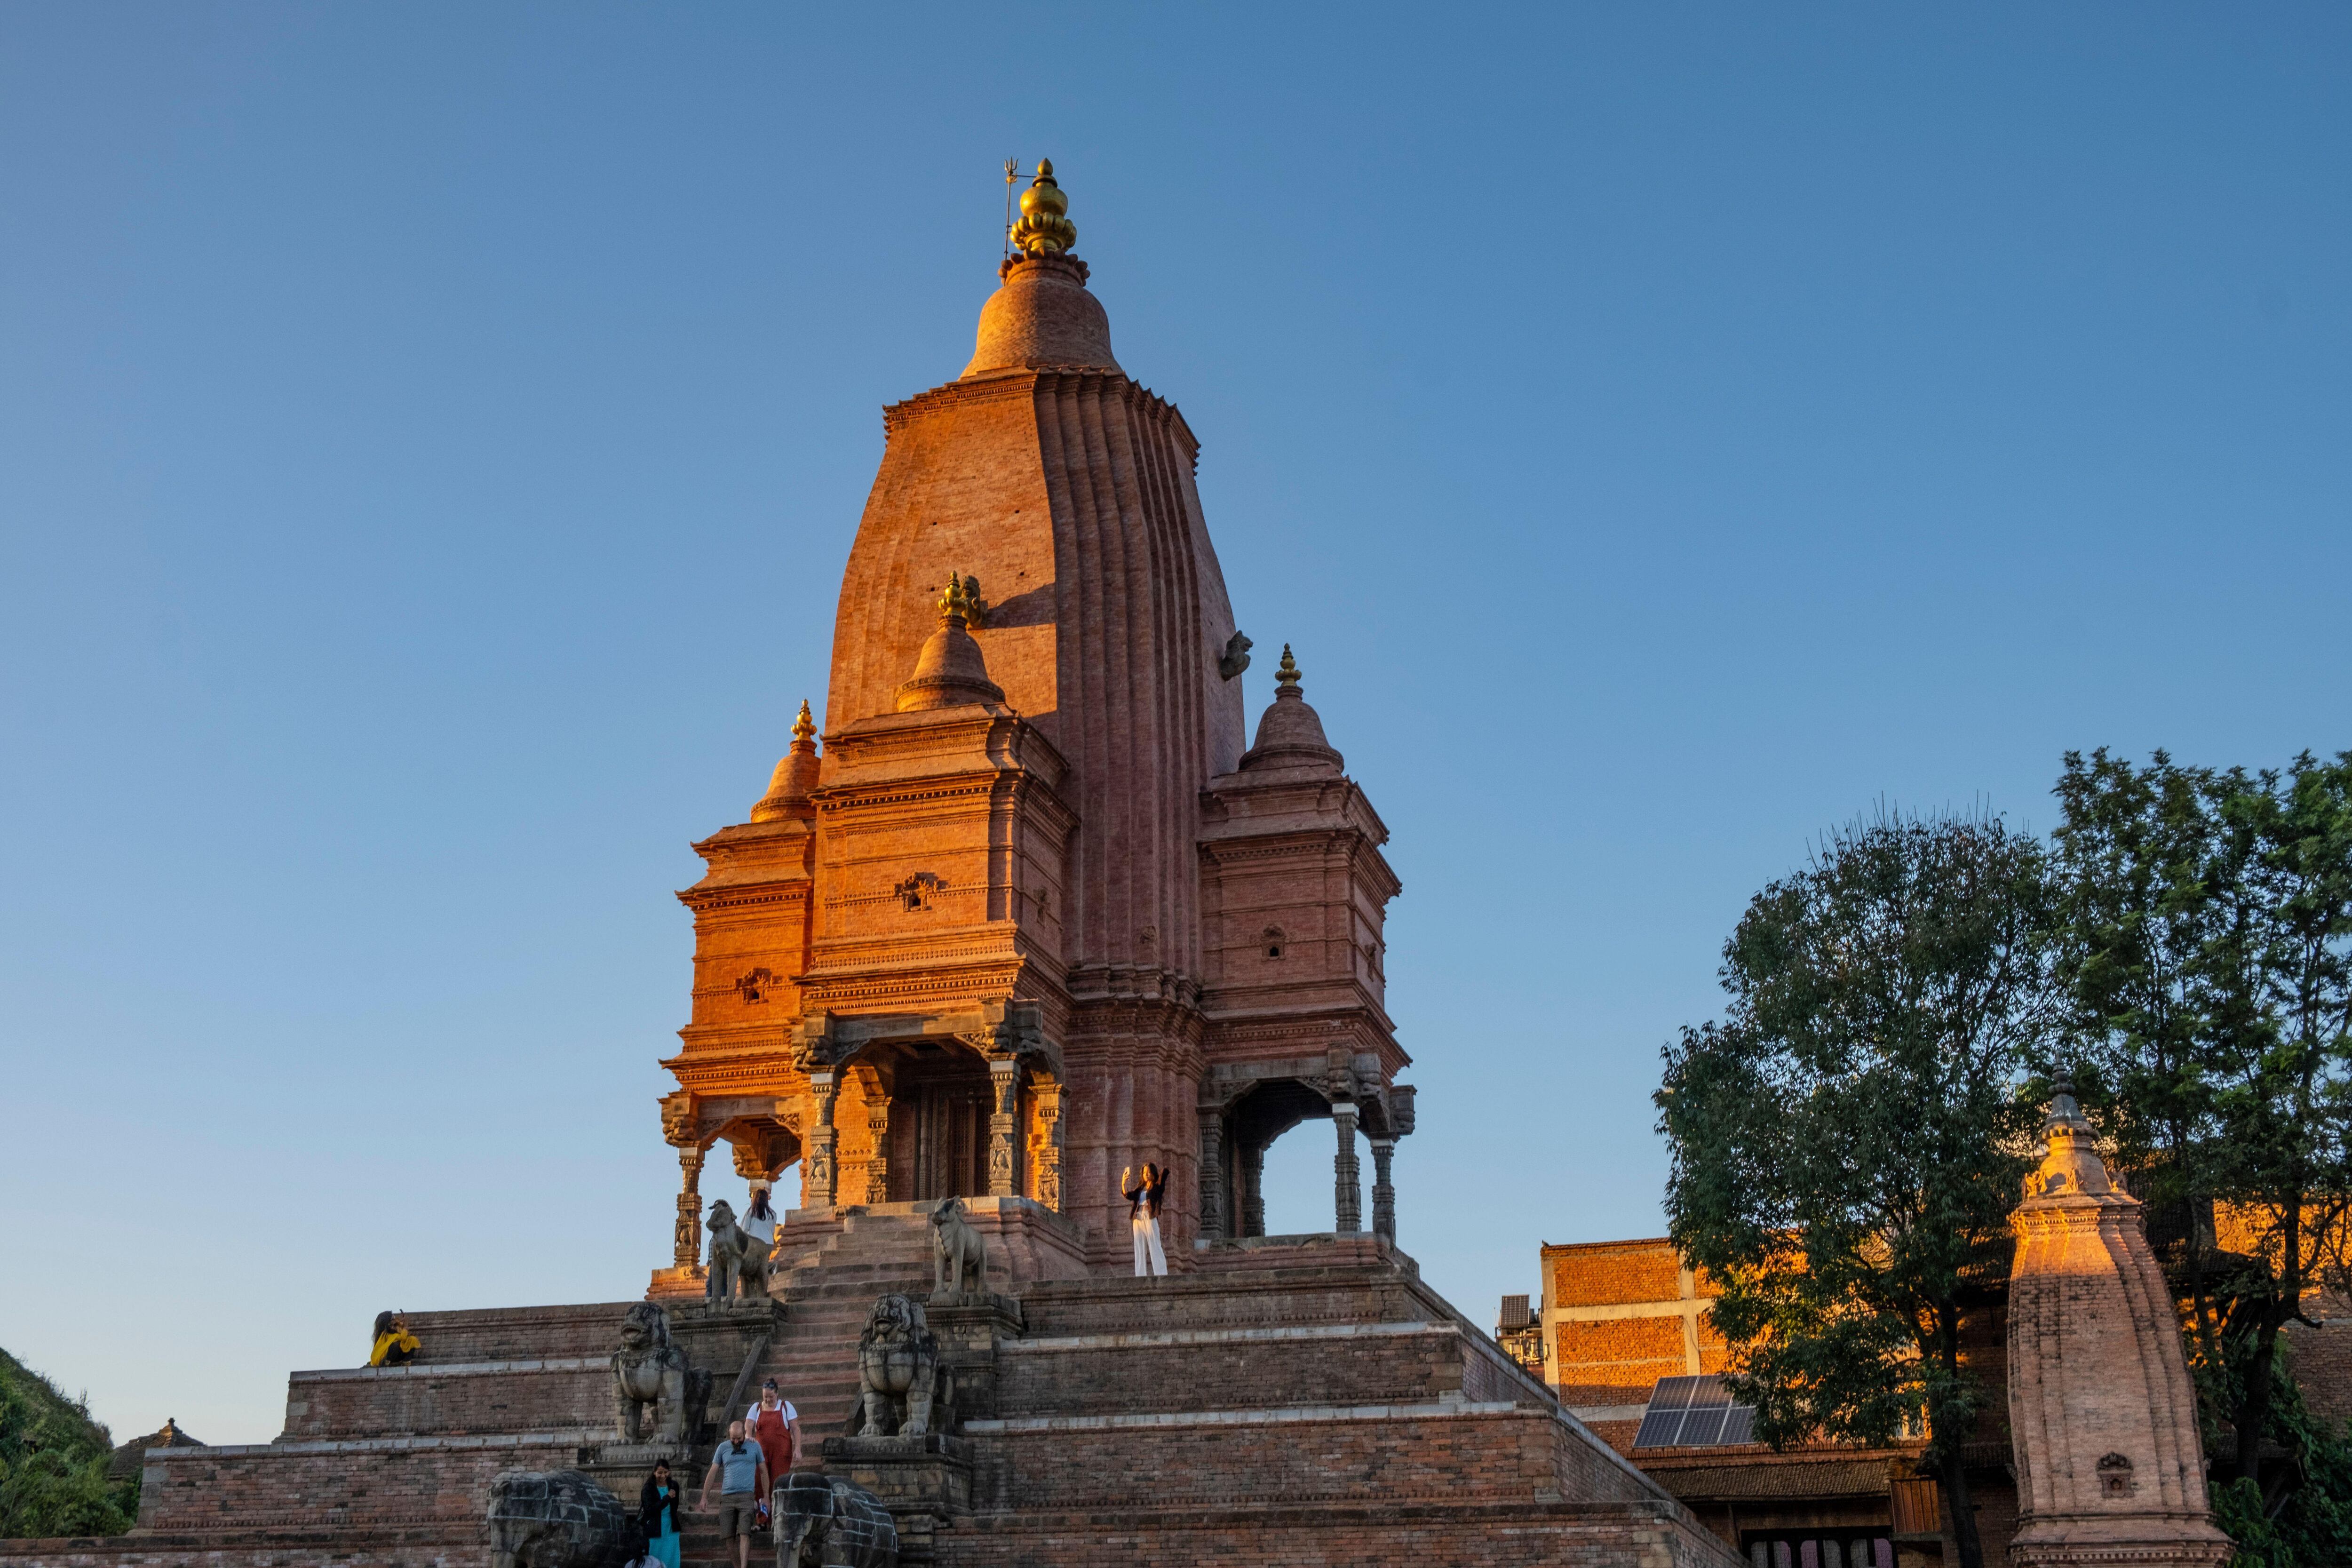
[697,1418,769,1568]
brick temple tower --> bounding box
[2006,1085,2233,1568]
[654,161,1412,1277]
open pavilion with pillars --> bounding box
[652,610,1414,1281]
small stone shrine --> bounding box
[0,164,1739,1568]
[2006,1086,2234,1568]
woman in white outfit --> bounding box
[1122,1162,1168,1277]
[741,1181,779,1250]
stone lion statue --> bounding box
[706,1199,774,1302]
[852,1293,951,1439]
[773,1471,898,1568]
[485,1468,631,1568]
[612,1302,694,1444]
[929,1195,986,1303]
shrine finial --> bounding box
[1008,159,1078,257]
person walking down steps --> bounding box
[1122,1162,1168,1277]
[698,1418,768,1568]
[638,1455,683,1568]
[744,1378,801,1527]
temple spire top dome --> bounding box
[750,699,822,821]
[1240,644,1343,775]
[963,159,1120,379]
[896,570,1007,711]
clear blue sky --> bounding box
[3,5,2345,1445]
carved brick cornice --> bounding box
[678,883,812,915]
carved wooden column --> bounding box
[988,1059,1022,1198]
[804,1071,838,1209]
[1197,1112,1227,1241]
[672,1144,706,1268]
[1240,1141,1265,1237]
[1369,1137,1396,1242]
[1028,1079,1065,1211]
[1333,1101,1362,1234]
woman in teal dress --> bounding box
[638,1457,683,1568]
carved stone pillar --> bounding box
[858,1085,892,1205]
[804,1071,838,1209]
[988,1059,1022,1199]
[672,1145,706,1268]
[1369,1137,1396,1242]
[1028,1079,1065,1211]
[1333,1101,1362,1234]
[1240,1141,1265,1238]
[1197,1113,1227,1241]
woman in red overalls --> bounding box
[746,1378,800,1526]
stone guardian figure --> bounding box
[612,1302,693,1445]
[928,1195,986,1302]
[852,1294,950,1439]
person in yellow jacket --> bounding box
[367,1310,420,1367]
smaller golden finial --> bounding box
[792,699,816,747]
[937,570,970,621]
[1008,158,1078,257]
[1275,644,1302,689]
[933,569,989,628]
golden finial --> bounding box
[1275,644,1302,689]
[937,570,971,622]
[933,570,989,628]
[1008,158,1078,257]
[792,699,816,747]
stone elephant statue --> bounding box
[484,1468,634,1568]
[773,1471,898,1568]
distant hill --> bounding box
[0,1349,137,1539]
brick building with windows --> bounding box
[1520,1237,2001,1568]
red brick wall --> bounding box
[969,1408,1656,1513]
[136,1438,585,1533]
[997,1325,1463,1415]
[279,1361,610,1439]
[1549,1242,1683,1308]
[938,1500,1738,1568]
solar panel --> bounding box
[1631,1374,1759,1449]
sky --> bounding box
[2,4,2346,1446]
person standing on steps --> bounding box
[744,1378,801,1526]
[637,1455,683,1568]
[697,1418,768,1568]
[1122,1162,1168,1277]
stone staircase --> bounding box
[676,1206,940,1566]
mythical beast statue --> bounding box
[612,1301,705,1445]
[852,1293,952,1438]
[928,1195,987,1303]
[706,1198,775,1301]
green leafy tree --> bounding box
[2053,751,2352,1508]
[1659,811,2056,1568]
[2206,754,2352,1491]
[2050,748,2231,1353]
[0,1350,138,1539]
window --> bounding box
[1745,1534,1892,1568]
